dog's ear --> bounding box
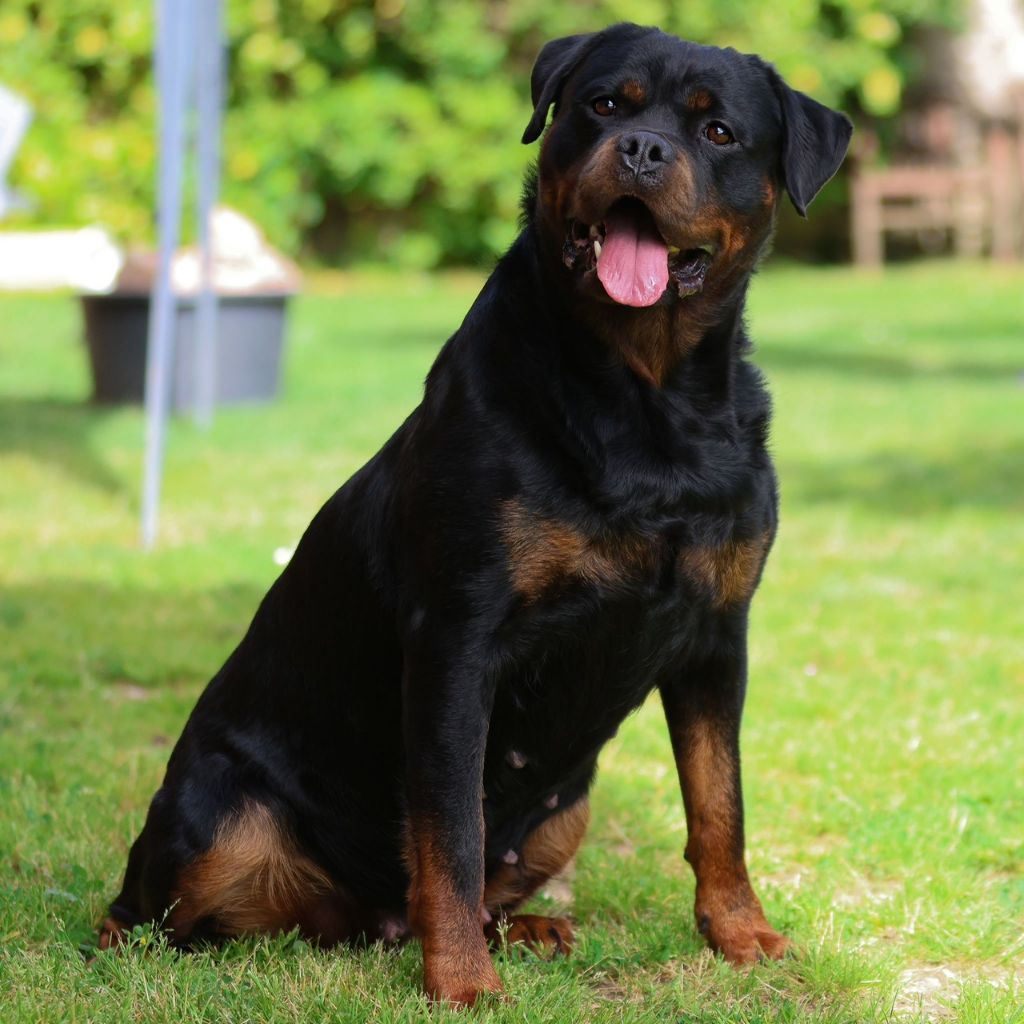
[770,71,853,217]
[522,33,595,145]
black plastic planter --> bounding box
[81,292,289,410]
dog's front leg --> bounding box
[659,627,789,963]
[402,641,502,1007]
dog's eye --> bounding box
[593,97,617,116]
[704,121,735,145]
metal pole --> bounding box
[193,0,223,427]
[141,0,193,548]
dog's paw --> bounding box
[424,948,504,1008]
[425,972,504,1008]
[96,917,130,952]
[698,907,790,964]
[486,913,575,956]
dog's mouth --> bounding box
[563,197,714,307]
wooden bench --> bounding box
[850,105,1023,265]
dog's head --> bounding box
[523,24,852,310]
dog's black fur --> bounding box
[102,24,851,1005]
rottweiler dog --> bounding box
[100,23,851,1006]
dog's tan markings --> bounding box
[696,192,777,271]
[546,136,620,235]
[501,500,657,600]
[405,822,502,1006]
[670,718,789,963]
[686,90,714,111]
[169,801,336,939]
[611,310,675,386]
[677,717,739,886]
[500,500,586,599]
[539,133,612,231]
[621,79,646,105]
[484,797,589,910]
[680,533,768,608]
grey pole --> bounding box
[141,0,194,548]
[193,0,223,428]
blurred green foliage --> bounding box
[0,0,958,266]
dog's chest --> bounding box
[486,492,771,798]
[483,386,775,826]
[481,533,722,852]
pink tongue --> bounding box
[597,205,669,307]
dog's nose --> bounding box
[616,131,675,178]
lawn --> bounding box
[1,263,1022,1023]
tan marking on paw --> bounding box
[487,913,575,956]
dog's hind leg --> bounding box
[166,799,351,943]
[102,786,357,950]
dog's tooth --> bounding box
[544,793,559,810]
[506,749,527,769]
[502,848,519,865]
[667,245,680,256]
[589,224,599,239]
[593,239,602,260]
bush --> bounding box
[0,0,959,266]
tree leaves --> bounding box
[0,0,958,264]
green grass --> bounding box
[1,262,1022,1022]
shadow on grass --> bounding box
[758,346,1023,383]
[783,441,1024,513]
[0,398,125,495]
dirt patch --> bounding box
[110,682,150,702]
[831,875,904,909]
[893,963,1015,1020]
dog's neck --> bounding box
[571,290,750,388]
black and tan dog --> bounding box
[100,23,851,1006]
